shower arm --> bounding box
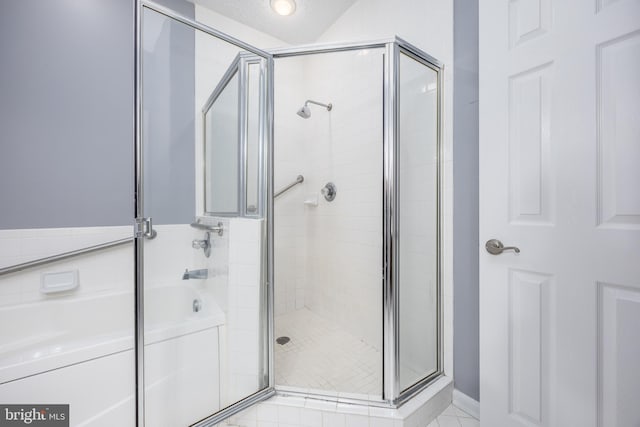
[304,100,332,111]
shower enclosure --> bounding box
[271,41,442,406]
[136,0,444,422]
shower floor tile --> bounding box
[274,308,382,397]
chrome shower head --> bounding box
[297,105,311,118]
[297,100,332,119]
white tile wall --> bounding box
[144,223,228,292]
[274,48,384,353]
[274,56,309,316]
[224,218,264,405]
[0,222,227,305]
[0,226,133,307]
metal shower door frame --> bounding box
[271,37,444,407]
[390,39,445,407]
[134,1,275,426]
[201,52,268,219]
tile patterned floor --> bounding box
[428,404,479,427]
[275,308,382,396]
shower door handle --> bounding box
[136,217,157,240]
[485,239,520,255]
[143,217,157,239]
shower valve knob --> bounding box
[321,182,337,202]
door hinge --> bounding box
[135,217,157,239]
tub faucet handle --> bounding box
[192,232,212,257]
[192,240,206,249]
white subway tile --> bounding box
[369,417,396,427]
[300,408,323,427]
[256,403,279,422]
[345,414,369,427]
[322,411,346,427]
[278,405,301,424]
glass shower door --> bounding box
[397,49,441,392]
[138,3,272,426]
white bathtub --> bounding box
[0,285,225,385]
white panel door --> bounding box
[479,1,640,426]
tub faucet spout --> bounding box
[182,268,208,280]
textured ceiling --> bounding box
[193,0,358,44]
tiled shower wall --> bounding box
[273,58,308,316]
[301,50,384,349]
[273,49,384,350]
[224,218,264,404]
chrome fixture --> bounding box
[297,100,332,118]
[321,182,337,201]
[192,232,212,257]
[0,237,133,277]
[190,220,224,236]
[485,239,520,255]
[275,175,304,198]
[193,298,202,313]
[136,217,157,239]
[182,268,209,280]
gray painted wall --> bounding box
[0,0,195,230]
[453,0,480,401]
[142,2,195,225]
[0,0,134,229]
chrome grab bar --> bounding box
[0,237,133,277]
[275,175,304,198]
